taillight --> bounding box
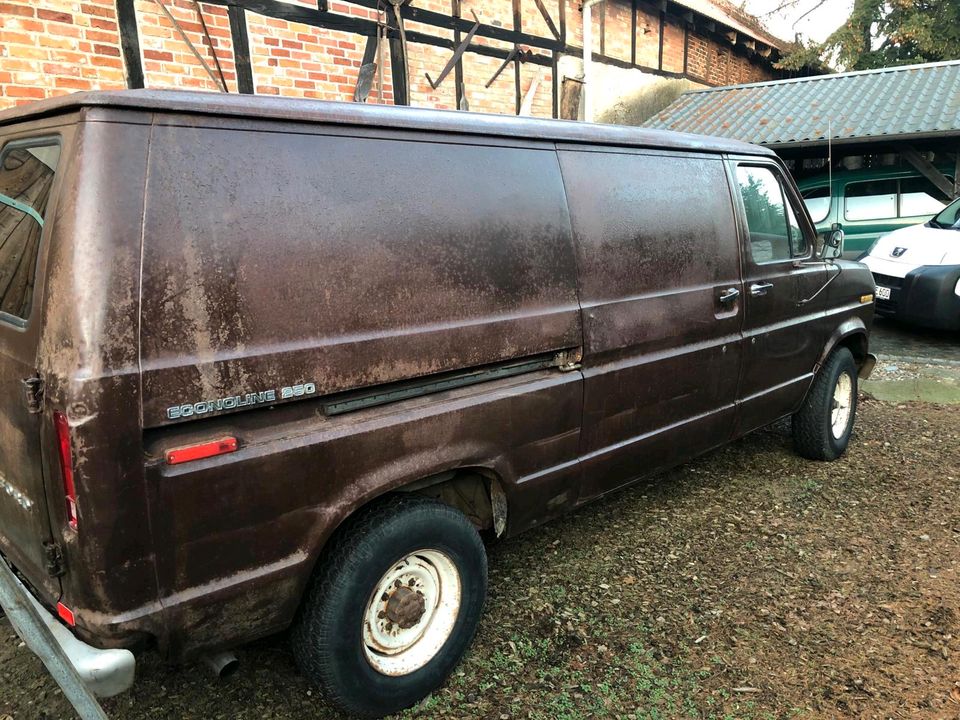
[53,411,78,531]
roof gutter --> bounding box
[767,129,960,152]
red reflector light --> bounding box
[53,411,78,531]
[57,601,76,627]
[166,437,238,465]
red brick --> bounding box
[94,43,121,56]
[143,49,174,61]
[0,3,34,17]
[4,85,45,98]
[38,9,73,23]
[90,17,118,31]
[80,4,116,18]
[54,76,94,89]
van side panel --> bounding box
[138,120,582,428]
[136,119,585,657]
[39,116,160,646]
[557,147,745,499]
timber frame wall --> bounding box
[0,1,785,116]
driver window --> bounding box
[736,165,808,263]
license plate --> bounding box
[875,285,891,301]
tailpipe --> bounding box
[203,651,239,679]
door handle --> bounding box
[750,282,774,296]
[718,287,740,304]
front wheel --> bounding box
[291,495,487,718]
[792,346,858,461]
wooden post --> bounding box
[228,5,255,94]
[116,0,144,89]
[387,8,409,106]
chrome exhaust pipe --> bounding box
[202,651,239,679]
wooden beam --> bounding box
[599,0,606,57]
[558,0,566,45]
[532,0,561,41]
[349,0,562,53]
[682,22,688,75]
[657,9,665,71]
[513,0,521,114]
[900,145,957,200]
[386,8,409,106]
[452,0,466,110]
[551,51,558,119]
[955,152,960,199]
[227,5,254,94]
[116,0,144,89]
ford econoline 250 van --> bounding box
[0,90,875,719]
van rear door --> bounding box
[0,136,63,597]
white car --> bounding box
[861,196,960,330]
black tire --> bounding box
[291,495,487,718]
[792,346,858,461]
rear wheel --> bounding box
[292,495,487,718]
[792,347,858,461]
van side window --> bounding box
[844,180,897,221]
[736,165,807,264]
[801,185,831,223]
[0,139,60,324]
[900,175,953,217]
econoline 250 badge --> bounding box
[167,382,317,420]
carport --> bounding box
[646,59,960,200]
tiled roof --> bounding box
[646,60,960,148]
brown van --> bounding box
[0,91,875,718]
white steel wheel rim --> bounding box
[362,549,461,676]
[831,372,854,439]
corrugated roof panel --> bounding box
[646,60,960,147]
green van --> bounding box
[797,166,955,258]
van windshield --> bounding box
[0,140,60,323]
[931,197,960,230]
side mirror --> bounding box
[820,223,844,260]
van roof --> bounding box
[0,89,772,157]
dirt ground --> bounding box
[2,398,960,720]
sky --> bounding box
[740,0,855,43]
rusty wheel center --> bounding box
[384,585,426,629]
[363,550,461,675]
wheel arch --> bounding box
[302,463,508,583]
[817,318,874,378]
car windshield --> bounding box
[931,197,960,229]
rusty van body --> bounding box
[0,91,875,717]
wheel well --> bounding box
[836,332,868,366]
[395,469,507,538]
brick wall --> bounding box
[0,0,778,117]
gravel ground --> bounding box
[2,397,960,720]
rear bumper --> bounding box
[0,554,135,701]
[872,265,960,331]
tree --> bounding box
[776,0,960,71]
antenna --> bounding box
[828,119,833,197]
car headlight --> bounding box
[954,277,960,298]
